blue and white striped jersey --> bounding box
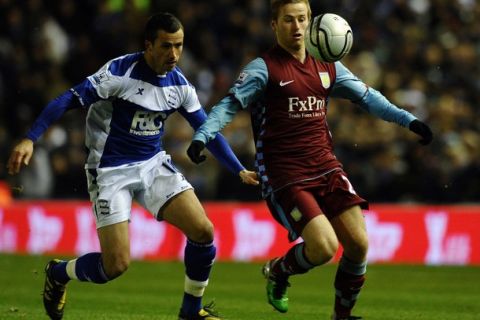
[27,52,244,173]
[82,52,202,168]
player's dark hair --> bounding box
[270,0,311,20]
[144,12,183,43]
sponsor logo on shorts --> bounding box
[97,199,110,215]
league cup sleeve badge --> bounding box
[235,72,249,85]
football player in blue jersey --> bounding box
[187,1,433,319]
[7,12,258,320]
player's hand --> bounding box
[239,169,260,186]
[187,140,207,164]
[7,138,34,175]
[409,120,433,145]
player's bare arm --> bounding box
[7,138,34,175]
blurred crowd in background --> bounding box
[0,0,479,203]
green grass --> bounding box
[0,254,479,319]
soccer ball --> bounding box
[305,13,353,62]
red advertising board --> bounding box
[1,201,479,265]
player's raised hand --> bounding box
[239,169,260,186]
[409,120,433,145]
[187,140,207,164]
[7,138,34,175]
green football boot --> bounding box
[262,258,290,313]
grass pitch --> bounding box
[0,254,479,319]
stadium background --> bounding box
[1,0,479,262]
[1,1,479,319]
[1,0,479,203]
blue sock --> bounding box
[181,239,216,315]
[182,293,201,315]
[51,261,70,285]
[75,252,109,284]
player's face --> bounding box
[145,29,184,75]
[272,3,310,53]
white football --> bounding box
[305,13,353,62]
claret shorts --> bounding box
[266,169,368,241]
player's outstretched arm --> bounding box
[187,140,259,186]
[7,138,34,175]
[6,87,86,175]
[182,100,259,185]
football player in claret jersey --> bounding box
[7,12,258,320]
[187,1,432,319]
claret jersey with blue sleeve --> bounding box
[193,45,417,197]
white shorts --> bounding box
[86,152,193,228]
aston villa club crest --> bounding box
[319,72,331,89]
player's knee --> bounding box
[344,236,369,262]
[189,219,214,243]
[103,254,130,279]
[306,236,339,265]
